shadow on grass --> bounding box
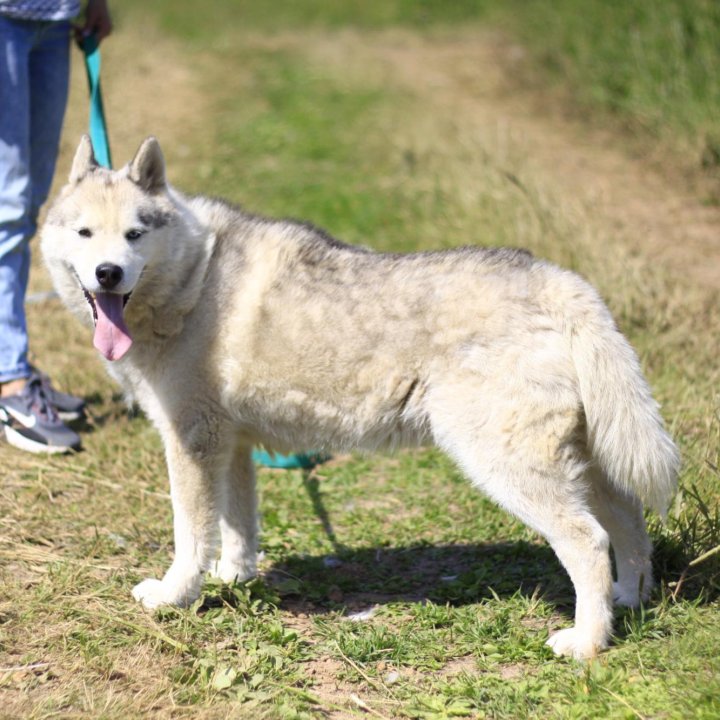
[266,540,574,613]
[258,537,718,647]
[68,392,141,437]
[281,470,573,613]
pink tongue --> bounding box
[93,292,133,361]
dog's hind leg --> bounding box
[211,443,258,584]
[132,423,232,609]
[534,496,613,659]
[589,470,653,607]
[433,395,613,659]
[454,448,612,658]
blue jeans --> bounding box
[0,16,71,382]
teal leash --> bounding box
[79,34,323,471]
[251,448,329,469]
[80,34,112,169]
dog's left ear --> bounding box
[129,136,166,194]
[69,134,99,183]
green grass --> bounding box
[1,1,720,718]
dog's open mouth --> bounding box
[83,288,134,362]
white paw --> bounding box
[546,627,605,660]
[131,577,198,609]
[210,559,257,584]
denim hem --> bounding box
[0,364,31,383]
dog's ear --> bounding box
[129,136,166,194]
[69,134,99,183]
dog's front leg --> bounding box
[132,428,227,609]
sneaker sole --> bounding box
[2,422,78,455]
[57,410,84,422]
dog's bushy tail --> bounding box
[561,274,679,516]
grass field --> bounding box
[493,0,720,173]
[1,1,719,718]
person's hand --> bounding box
[76,0,112,44]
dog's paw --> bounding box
[612,581,641,608]
[131,577,197,609]
[612,580,651,608]
[546,627,604,660]
[210,558,257,584]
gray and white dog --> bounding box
[41,136,679,659]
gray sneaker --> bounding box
[0,376,81,454]
[28,367,86,421]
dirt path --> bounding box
[364,30,720,292]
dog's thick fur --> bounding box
[41,136,679,659]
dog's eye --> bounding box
[78,228,92,238]
[125,229,144,241]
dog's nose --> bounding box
[95,263,124,290]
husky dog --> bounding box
[41,136,679,659]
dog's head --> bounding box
[42,136,179,361]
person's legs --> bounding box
[0,16,34,387]
[0,17,80,452]
[0,18,71,390]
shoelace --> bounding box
[23,376,60,424]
